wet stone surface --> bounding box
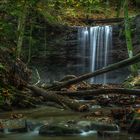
[39,123,82,136]
[0,119,28,133]
[38,120,119,136]
[0,106,140,140]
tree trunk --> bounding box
[51,88,140,97]
[27,85,89,112]
[105,0,109,18]
[124,0,138,76]
[16,1,28,58]
[27,21,33,64]
[44,23,47,57]
[47,53,140,91]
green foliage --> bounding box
[124,0,138,76]
[116,0,125,17]
[37,7,57,24]
[79,0,100,17]
[123,75,140,89]
[1,0,139,60]
[0,63,5,71]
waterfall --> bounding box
[78,25,112,84]
[78,27,89,73]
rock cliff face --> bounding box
[30,15,140,84]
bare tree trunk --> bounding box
[47,53,140,91]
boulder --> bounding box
[91,120,120,136]
[39,119,120,136]
[39,123,82,136]
[91,122,119,132]
[77,121,91,130]
[0,119,28,133]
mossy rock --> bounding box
[90,123,119,132]
[39,124,82,136]
[123,75,140,88]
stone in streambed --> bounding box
[77,121,92,132]
[0,119,28,133]
[90,120,120,136]
[39,123,82,136]
[39,120,120,136]
[91,122,119,132]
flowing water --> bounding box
[1,133,134,140]
[0,106,140,140]
[78,26,112,84]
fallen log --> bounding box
[51,88,140,97]
[27,85,89,112]
[80,17,124,24]
[47,53,140,91]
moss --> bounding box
[123,75,140,88]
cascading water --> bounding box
[78,25,112,84]
[78,27,89,73]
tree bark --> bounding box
[47,53,140,91]
[51,88,140,97]
[124,0,138,76]
[27,85,89,112]
[16,1,28,58]
[27,21,33,64]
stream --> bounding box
[0,106,140,140]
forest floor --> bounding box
[0,47,140,137]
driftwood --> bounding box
[51,88,140,97]
[27,85,89,112]
[47,53,140,91]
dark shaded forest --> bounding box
[0,0,140,140]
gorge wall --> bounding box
[28,15,140,84]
